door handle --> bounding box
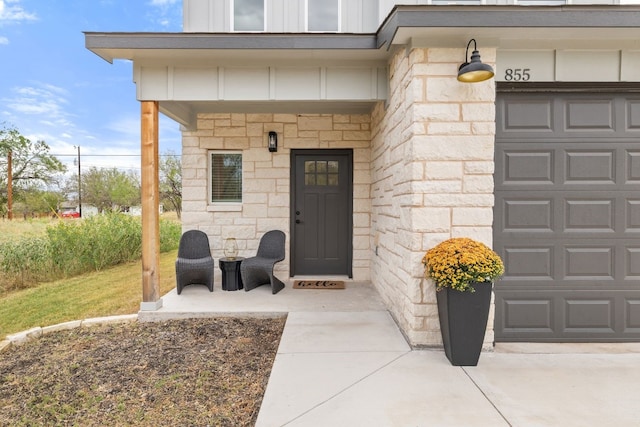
[295,219,301,224]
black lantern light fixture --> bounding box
[268,131,277,152]
[457,39,495,83]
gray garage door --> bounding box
[494,90,640,342]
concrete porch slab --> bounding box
[138,280,387,322]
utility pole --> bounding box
[74,145,82,218]
[7,151,12,220]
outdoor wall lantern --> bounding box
[268,131,278,152]
[457,39,495,83]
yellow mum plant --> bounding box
[422,237,504,293]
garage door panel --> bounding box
[498,144,635,190]
[496,291,640,341]
[500,297,554,333]
[565,150,615,183]
[502,199,554,232]
[626,100,640,130]
[565,99,615,131]
[625,248,640,278]
[503,246,554,280]
[565,247,614,279]
[565,199,614,231]
[495,92,640,342]
[626,151,640,182]
[501,99,553,132]
[502,150,554,183]
[498,240,640,285]
[624,200,640,233]
[565,299,615,332]
[626,300,640,331]
[498,192,639,237]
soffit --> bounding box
[85,33,387,64]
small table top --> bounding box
[219,257,244,263]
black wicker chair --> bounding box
[175,230,214,295]
[241,230,286,294]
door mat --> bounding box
[293,280,345,290]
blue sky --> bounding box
[0,0,183,175]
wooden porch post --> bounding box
[140,101,162,310]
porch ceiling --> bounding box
[159,100,378,129]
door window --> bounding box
[304,160,339,186]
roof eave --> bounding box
[84,5,640,62]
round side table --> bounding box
[219,257,244,291]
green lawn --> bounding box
[0,249,178,338]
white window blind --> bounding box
[210,152,242,203]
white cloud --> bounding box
[4,83,71,126]
[0,0,37,24]
[0,36,7,44]
[148,0,179,5]
[146,0,181,29]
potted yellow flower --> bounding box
[422,237,504,366]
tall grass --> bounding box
[0,213,181,293]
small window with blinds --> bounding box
[210,151,242,203]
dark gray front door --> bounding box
[494,90,640,342]
[291,150,353,277]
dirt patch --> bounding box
[0,317,286,426]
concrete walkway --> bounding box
[256,311,640,427]
[142,281,640,427]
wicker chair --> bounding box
[241,230,286,294]
[175,230,214,295]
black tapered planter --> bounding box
[436,282,492,366]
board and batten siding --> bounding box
[134,64,387,102]
[183,0,379,33]
[497,50,640,82]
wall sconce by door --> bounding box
[268,131,277,152]
[457,39,495,83]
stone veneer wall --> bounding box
[370,47,497,347]
[181,113,373,281]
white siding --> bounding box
[497,50,639,82]
[136,64,387,102]
[184,0,640,33]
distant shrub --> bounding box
[0,236,52,291]
[159,219,181,252]
[0,212,181,293]
[47,213,143,275]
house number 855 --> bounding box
[504,68,531,81]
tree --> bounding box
[21,187,64,217]
[159,151,182,218]
[0,124,67,215]
[81,167,140,212]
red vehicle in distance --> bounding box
[59,208,80,218]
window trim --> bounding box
[231,0,267,32]
[305,0,341,33]
[208,150,243,209]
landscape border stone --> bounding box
[1,314,138,353]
